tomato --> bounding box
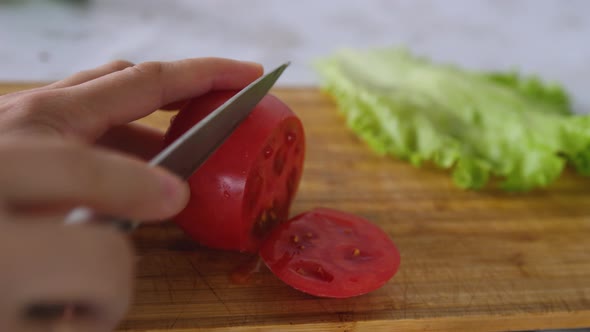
[164,91,305,253]
[259,208,400,298]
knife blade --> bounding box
[150,62,289,179]
[65,62,290,231]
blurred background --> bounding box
[0,0,589,112]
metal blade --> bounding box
[149,62,289,179]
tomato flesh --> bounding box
[259,208,400,298]
[164,91,305,253]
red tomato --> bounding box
[164,91,305,253]
[259,208,400,298]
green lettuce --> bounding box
[314,48,590,191]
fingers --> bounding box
[0,140,189,222]
[0,60,134,100]
[97,123,164,160]
[1,58,262,142]
[0,222,133,332]
[47,60,135,89]
[64,57,263,139]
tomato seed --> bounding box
[252,208,283,239]
[353,248,360,256]
[252,212,269,238]
[305,232,313,238]
[292,235,299,243]
[261,210,268,223]
[292,263,334,282]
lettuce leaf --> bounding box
[315,48,590,191]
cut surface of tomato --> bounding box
[259,208,400,298]
[164,91,305,253]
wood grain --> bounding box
[2,83,590,331]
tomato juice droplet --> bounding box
[285,131,296,146]
[263,145,274,159]
[230,256,264,285]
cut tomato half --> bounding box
[164,91,305,253]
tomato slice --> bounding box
[164,91,305,253]
[259,208,400,298]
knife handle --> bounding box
[64,206,138,233]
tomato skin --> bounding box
[164,91,305,253]
[259,208,400,298]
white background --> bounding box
[0,0,589,113]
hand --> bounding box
[0,58,263,331]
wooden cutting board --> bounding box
[2,84,590,331]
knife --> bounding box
[65,62,290,232]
